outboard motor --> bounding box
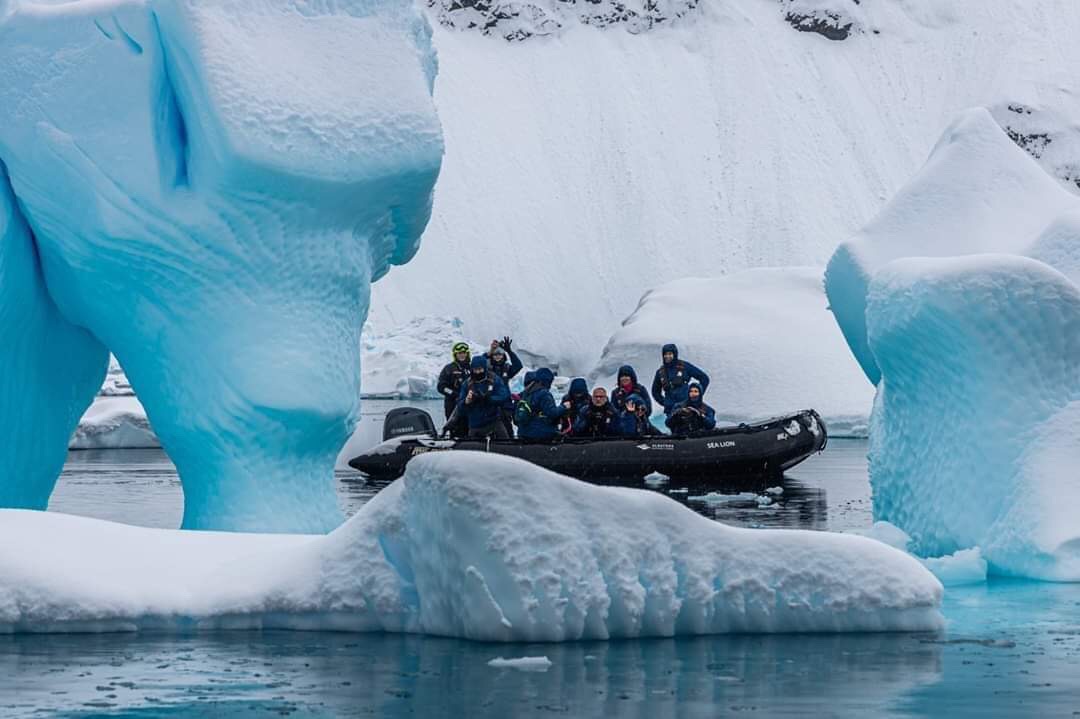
[382,407,437,442]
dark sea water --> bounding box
[4,403,1079,718]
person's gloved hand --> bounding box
[501,336,513,350]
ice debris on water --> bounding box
[688,491,776,507]
[488,656,553,672]
[765,486,784,496]
[644,471,670,484]
[688,492,761,504]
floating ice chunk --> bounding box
[70,397,158,450]
[687,492,760,505]
[849,521,911,552]
[643,471,670,485]
[591,269,875,437]
[919,549,988,587]
[765,486,784,496]
[487,656,552,672]
[0,453,943,638]
[825,108,1080,383]
[0,0,443,531]
[866,255,1080,580]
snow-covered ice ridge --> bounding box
[826,108,1080,580]
[0,0,443,532]
[591,268,874,437]
[0,453,943,637]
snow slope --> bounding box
[0,452,943,638]
[371,0,1080,373]
[0,0,443,532]
[591,268,874,436]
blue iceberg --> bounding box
[0,0,443,532]
[826,108,1080,580]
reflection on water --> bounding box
[0,631,945,719]
[26,405,1080,717]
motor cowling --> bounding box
[383,407,437,442]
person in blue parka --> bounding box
[651,343,710,416]
[455,356,511,439]
[515,367,567,440]
[610,364,651,415]
[485,338,523,436]
[613,394,663,437]
[665,382,716,436]
[559,377,591,434]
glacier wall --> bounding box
[0,453,944,637]
[827,108,1080,580]
[371,1,1080,373]
[0,0,443,532]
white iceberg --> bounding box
[590,269,875,436]
[0,0,443,532]
[0,453,943,638]
[70,397,158,451]
[825,107,1079,383]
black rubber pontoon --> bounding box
[348,408,827,482]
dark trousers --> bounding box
[468,421,510,440]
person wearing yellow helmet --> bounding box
[437,342,471,437]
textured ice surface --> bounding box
[825,108,1079,383]
[0,0,443,531]
[866,256,1080,580]
[0,164,108,508]
[591,269,874,436]
[827,106,1080,580]
[0,453,943,637]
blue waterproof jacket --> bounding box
[516,368,567,440]
[651,344,710,415]
[665,395,717,435]
[456,356,510,429]
[611,364,652,415]
[561,377,591,413]
[612,394,663,437]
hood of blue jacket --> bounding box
[470,356,488,371]
[617,365,639,385]
[568,377,588,397]
[662,343,679,361]
[534,367,555,388]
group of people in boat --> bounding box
[437,339,716,440]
